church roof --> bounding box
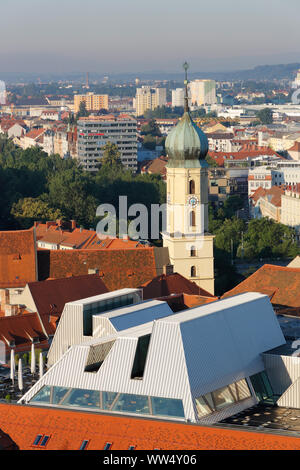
[165,64,208,168]
[165,112,208,168]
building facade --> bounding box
[189,79,216,106]
[74,93,109,113]
[135,87,167,116]
[77,114,137,171]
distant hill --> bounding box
[2,63,300,83]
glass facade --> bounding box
[250,371,275,403]
[31,385,51,404]
[30,386,185,419]
[83,293,138,336]
[151,397,185,418]
[195,378,252,419]
[61,389,101,409]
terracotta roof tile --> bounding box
[0,404,300,450]
[0,229,37,287]
[0,313,47,352]
[222,264,300,308]
[142,273,214,299]
[28,274,108,317]
[37,248,158,291]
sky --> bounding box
[0,0,299,74]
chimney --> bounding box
[71,220,76,230]
[56,219,62,227]
[163,264,174,276]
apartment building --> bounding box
[189,79,216,106]
[281,184,300,234]
[171,88,184,108]
[74,93,109,113]
[77,114,137,171]
[135,86,166,116]
[248,162,300,195]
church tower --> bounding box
[162,63,215,294]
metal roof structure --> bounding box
[21,293,285,425]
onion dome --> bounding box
[165,62,208,168]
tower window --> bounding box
[189,180,195,194]
[191,266,196,277]
[190,246,196,257]
[190,211,196,227]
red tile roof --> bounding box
[0,229,37,287]
[25,128,45,140]
[1,404,300,450]
[222,264,300,308]
[251,186,284,208]
[142,273,214,299]
[156,293,218,313]
[0,313,48,353]
[37,248,158,291]
[27,274,108,317]
[208,147,284,167]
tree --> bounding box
[101,142,123,169]
[140,119,161,137]
[256,108,273,124]
[77,101,89,118]
[11,197,63,228]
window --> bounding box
[189,180,195,194]
[61,388,101,409]
[102,391,118,410]
[32,434,43,446]
[151,397,185,418]
[40,435,50,447]
[31,385,51,404]
[250,371,274,403]
[104,442,112,450]
[128,445,135,450]
[131,334,151,379]
[79,440,89,450]
[195,378,251,419]
[190,246,196,257]
[190,211,196,227]
[52,386,70,404]
[112,393,150,415]
[32,434,50,448]
[191,266,196,278]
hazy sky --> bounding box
[0,0,299,74]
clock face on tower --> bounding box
[187,196,199,207]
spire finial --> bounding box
[183,61,189,112]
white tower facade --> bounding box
[162,64,215,295]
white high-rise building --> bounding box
[171,88,184,108]
[189,79,216,106]
[135,86,167,116]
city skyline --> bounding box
[0,0,299,73]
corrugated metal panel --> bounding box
[47,303,83,366]
[277,377,300,408]
[20,321,195,421]
[181,295,284,399]
[264,353,300,396]
[109,303,172,331]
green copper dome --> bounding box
[165,62,209,168]
[165,111,209,168]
